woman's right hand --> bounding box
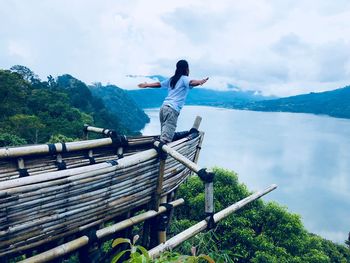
[200,77,209,85]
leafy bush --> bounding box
[174,168,350,262]
[111,235,214,263]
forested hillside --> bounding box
[90,83,149,132]
[0,66,148,147]
[235,86,350,119]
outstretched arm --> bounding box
[138,82,161,88]
[189,77,209,87]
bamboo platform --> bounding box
[0,120,204,261]
[0,116,278,263]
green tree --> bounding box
[10,65,37,81]
[0,70,30,120]
[48,134,75,143]
[0,132,27,147]
[8,114,45,144]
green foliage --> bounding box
[56,75,132,135]
[10,65,39,83]
[8,114,45,144]
[0,69,30,120]
[90,84,150,133]
[48,134,75,143]
[174,168,350,263]
[111,235,151,263]
[110,235,214,263]
[0,66,148,146]
[154,251,214,263]
[0,132,27,147]
[168,229,239,263]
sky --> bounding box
[1,0,350,96]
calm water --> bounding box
[142,106,350,243]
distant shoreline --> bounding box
[143,104,350,122]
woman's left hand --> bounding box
[138,83,147,88]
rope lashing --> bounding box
[197,168,215,183]
[153,141,168,160]
[157,203,174,231]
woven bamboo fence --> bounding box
[0,123,203,260]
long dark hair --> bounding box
[170,60,189,89]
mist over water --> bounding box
[142,106,350,244]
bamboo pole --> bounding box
[0,135,161,160]
[158,196,168,244]
[192,116,202,130]
[19,199,184,263]
[154,135,214,218]
[153,159,166,210]
[205,181,214,216]
[149,184,278,258]
[193,131,205,164]
[85,126,113,136]
[153,141,201,174]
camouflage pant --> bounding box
[159,105,179,143]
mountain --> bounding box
[237,85,350,119]
[90,84,150,132]
[56,75,149,135]
[127,87,275,109]
[129,73,350,120]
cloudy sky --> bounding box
[1,0,350,96]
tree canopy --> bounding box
[0,66,149,146]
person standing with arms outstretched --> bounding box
[138,60,209,143]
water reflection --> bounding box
[143,106,350,243]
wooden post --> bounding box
[158,196,167,244]
[149,184,278,258]
[205,181,214,218]
[83,124,89,140]
[141,213,151,248]
[193,131,204,164]
[152,159,166,210]
[17,157,25,170]
[117,147,123,158]
[192,116,202,130]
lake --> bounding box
[142,106,350,244]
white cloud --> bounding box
[1,0,350,96]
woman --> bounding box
[138,60,209,143]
